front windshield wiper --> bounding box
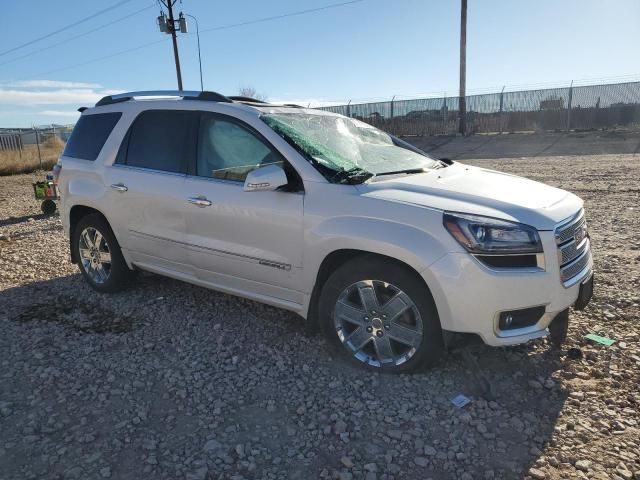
[375,161,449,177]
[434,160,448,169]
[330,166,375,184]
[374,167,429,177]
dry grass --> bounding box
[0,137,64,176]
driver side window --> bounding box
[197,114,283,182]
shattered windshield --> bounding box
[261,113,439,183]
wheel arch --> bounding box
[306,248,438,334]
[68,205,112,263]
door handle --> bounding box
[187,196,212,207]
[110,183,128,192]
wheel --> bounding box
[72,213,134,293]
[548,309,569,347]
[318,256,443,373]
[41,199,56,215]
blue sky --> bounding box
[1,0,639,127]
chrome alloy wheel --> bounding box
[78,226,112,284]
[333,280,424,367]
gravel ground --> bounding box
[0,154,639,480]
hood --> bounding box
[356,162,582,230]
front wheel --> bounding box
[318,256,443,373]
[72,213,134,293]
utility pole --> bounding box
[166,0,183,90]
[158,3,201,91]
[458,0,467,135]
[158,1,183,90]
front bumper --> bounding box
[420,230,593,347]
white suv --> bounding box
[57,90,593,373]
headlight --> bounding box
[443,212,542,254]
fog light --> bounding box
[498,306,545,331]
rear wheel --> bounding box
[318,256,443,373]
[72,213,134,293]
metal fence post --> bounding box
[441,94,448,135]
[34,127,42,169]
[347,100,352,118]
[390,95,396,135]
[566,80,573,132]
[499,86,505,134]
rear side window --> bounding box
[63,112,121,160]
[121,110,197,173]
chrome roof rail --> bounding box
[95,90,232,107]
[227,96,269,104]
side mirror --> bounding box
[243,164,288,192]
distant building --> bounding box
[540,97,565,110]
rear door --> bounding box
[183,112,305,305]
[104,109,198,275]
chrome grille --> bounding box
[555,213,586,245]
[561,250,591,282]
[559,238,588,264]
[555,210,592,285]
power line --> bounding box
[200,0,364,34]
[34,38,170,78]
[0,0,136,58]
[18,0,366,80]
[0,3,156,68]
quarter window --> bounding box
[197,114,282,182]
[63,112,121,161]
[124,110,197,173]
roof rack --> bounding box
[228,96,269,104]
[227,97,305,108]
[95,90,232,107]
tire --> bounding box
[318,255,443,373]
[41,199,57,215]
[548,309,569,347]
[72,213,134,293]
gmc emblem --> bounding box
[574,223,588,245]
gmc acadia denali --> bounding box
[56,90,594,373]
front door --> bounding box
[183,113,304,306]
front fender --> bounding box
[309,216,449,271]
[300,215,453,318]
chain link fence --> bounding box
[0,126,72,175]
[0,126,73,152]
[320,81,640,136]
